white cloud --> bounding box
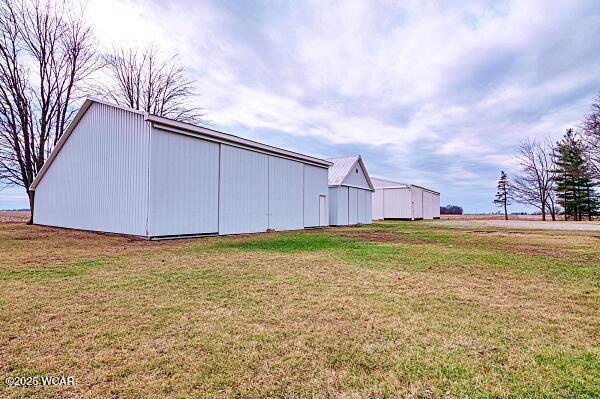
[81,0,600,213]
[88,0,163,47]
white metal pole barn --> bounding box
[371,177,440,221]
[29,99,332,239]
[327,156,374,226]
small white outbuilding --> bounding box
[327,156,374,226]
[30,99,332,238]
[372,177,440,220]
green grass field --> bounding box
[1,220,598,398]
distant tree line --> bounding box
[494,94,600,221]
[440,205,463,215]
[0,0,204,223]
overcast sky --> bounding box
[2,0,599,212]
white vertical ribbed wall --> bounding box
[34,102,331,237]
[148,130,219,236]
[348,187,358,225]
[423,191,434,220]
[357,189,372,224]
[328,187,338,225]
[329,186,371,226]
[357,189,367,223]
[304,165,329,227]
[33,103,150,235]
[268,156,304,230]
[373,178,440,221]
[433,193,441,218]
[383,187,412,219]
[412,187,424,219]
[365,191,372,223]
[372,189,384,220]
[219,145,269,234]
[328,186,349,226]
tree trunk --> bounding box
[587,185,592,221]
[503,200,508,220]
[546,198,556,221]
[541,204,546,221]
[573,190,577,221]
[27,189,34,225]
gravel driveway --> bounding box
[439,219,600,232]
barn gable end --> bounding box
[341,159,372,190]
[32,101,151,236]
[326,155,374,226]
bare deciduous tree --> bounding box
[579,94,600,179]
[510,139,557,221]
[0,0,98,222]
[545,188,559,221]
[100,45,205,124]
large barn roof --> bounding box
[326,155,374,191]
[31,98,332,190]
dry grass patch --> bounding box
[0,221,598,398]
[0,211,29,223]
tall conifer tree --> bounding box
[554,129,598,220]
[494,171,510,220]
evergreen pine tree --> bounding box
[553,129,598,220]
[494,171,510,220]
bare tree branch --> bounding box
[579,93,600,179]
[510,139,557,221]
[98,45,206,125]
[0,0,99,222]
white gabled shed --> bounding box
[327,156,374,226]
[30,99,332,238]
[372,177,440,221]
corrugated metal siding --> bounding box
[365,191,373,223]
[219,145,269,234]
[372,189,384,220]
[148,129,219,236]
[328,187,337,225]
[357,189,367,223]
[433,193,441,218]
[423,191,434,220]
[303,165,329,227]
[33,103,150,236]
[328,186,349,225]
[355,189,372,224]
[412,187,423,219]
[342,160,371,190]
[268,156,303,230]
[329,186,374,225]
[383,187,412,219]
[340,187,349,225]
[375,183,439,221]
[348,187,358,225]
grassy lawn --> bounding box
[0,221,598,398]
